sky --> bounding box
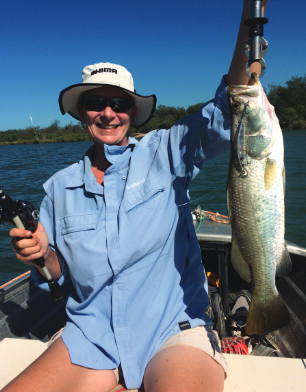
[0,0,305,131]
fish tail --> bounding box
[276,244,292,277]
[245,292,290,335]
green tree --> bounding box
[268,75,306,130]
[186,103,204,115]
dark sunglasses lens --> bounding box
[111,98,133,112]
[83,97,133,113]
[83,99,106,112]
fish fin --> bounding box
[231,235,251,283]
[276,243,292,277]
[264,158,278,189]
[246,292,290,335]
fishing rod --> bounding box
[244,0,268,78]
[0,187,64,300]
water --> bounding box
[0,141,93,285]
[0,131,305,285]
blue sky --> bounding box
[0,0,305,131]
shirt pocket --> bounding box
[125,186,165,214]
[60,213,99,235]
[57,212,112,291]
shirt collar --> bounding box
[65,146,97,191]
[66,135,138,193]
[104,135,138,166]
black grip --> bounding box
[48,279,65,301]
[14,235,64,300]
[0,191,18,218]
[33,256,46,268]
[244,17,268,37]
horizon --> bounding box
[1,0,305,132]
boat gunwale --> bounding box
[195,219,306,257]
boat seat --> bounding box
[0,338,305,391]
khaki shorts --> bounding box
[49,325,227,384]
[113,325,227,383]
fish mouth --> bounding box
[248,72,260,87]
[227,73,260,99]
[227,86,259,99]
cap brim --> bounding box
[59,83,156,128]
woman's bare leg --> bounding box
[2,338,118,392]
[144,345,225,392]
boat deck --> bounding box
[0,338,305,391]
[0,218,305,390]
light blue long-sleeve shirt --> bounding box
[31,75,230,389]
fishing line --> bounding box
[193,185,225,204]
[138,184,227,211]
[177,186,226,208]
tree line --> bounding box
[267,74,306,130]
[0,103,204,145]
[0,120,90,145]
[0,75,305,145]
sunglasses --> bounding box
[81,96,135,113]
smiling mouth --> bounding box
[96,124,119,129]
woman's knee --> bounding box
[144,345,225,392]
[2,338,118,392]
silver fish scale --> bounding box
[228,108,285,304]
[227,79,291,334]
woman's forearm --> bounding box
[36,247,62,281]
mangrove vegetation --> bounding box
[1,75,305,145]
[267,74,306,130]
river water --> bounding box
[0,130,305,285]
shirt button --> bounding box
[122,176,126,180]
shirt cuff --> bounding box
[30,248,69,291]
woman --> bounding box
[6,2,267,391]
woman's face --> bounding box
[78,85,137,147]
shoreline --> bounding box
[0,129,304,146]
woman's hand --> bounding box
[10,222,49,266]
[9,222,62,280]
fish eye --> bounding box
[232,101,241,110]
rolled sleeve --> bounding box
[30,257,68,291]
[197,74,231,161]
[165,75,230,188]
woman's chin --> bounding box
[93,134,128,147]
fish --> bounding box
[226,73,292,335]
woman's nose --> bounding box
[100,104,116,119]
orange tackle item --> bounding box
[206,271,220,288]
